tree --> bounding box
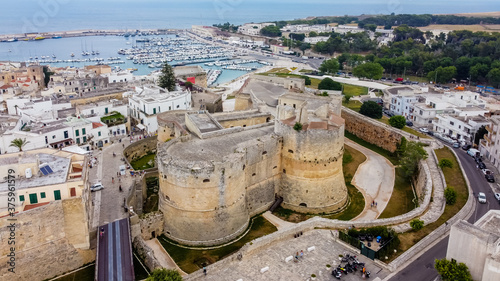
[146,268,183,281]
[363,24,377,32]
[318,78,342,90]
[293,122,303,131]
[299,43,311,55]
[344,95,352,104]
[399,141,428,179]
[158,62,176,91]
[301,75,311,85]
[260,25,281,37]
[184,81,193,90]
[289,33,305,41]
[359,101,382,119]
[319,58,340,74]
[444,187,457,205]
[474,125,488,145]
[434,258,472,281]
[309,31,318,37]
[438,159,453,169]
[427,66,457,84]
[388,115,406,129]
[353,62,384,80]
[410,219,424,231]
[10,138,30,152]
[487,68,500,88]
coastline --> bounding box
[0,28,184,42]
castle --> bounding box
[156,78,347,246]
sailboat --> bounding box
[71,53,75,57]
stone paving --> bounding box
[198,230,390,281]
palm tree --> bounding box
[10,138,30,152]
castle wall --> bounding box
[342,108,402,153]
[123,136,157,163]
[217,115,270,129]
[157,133,281,246]
[0,199,94,280]
[275,121,348,213]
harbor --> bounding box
[0,33,270,84]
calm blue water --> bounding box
[0,35,260,83]
[1,0,499,35]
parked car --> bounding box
[462,144,472,151]
[412,81,419,85]
[478,162,487,170]
[478,192,487,203]
[494,193,500,201]
[467,148,480,157]
[482,168,493,175]
[453,142,460,148]
[419,127,429,133]
[90,183,104,192]
[485,174,495,183]
[406,121,414,126]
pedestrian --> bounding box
[112,177,114,183]
[119,185,122,192]
[300,250,304,258]
[203,266,207,275]
[375,201,378,207]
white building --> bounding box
[304,36,330,44]
[238,23,275,36]
[433,107,489,142]
[104,71,134,83]
[446,210,500,281]
[128,85,191,133]
[480,116,500,169]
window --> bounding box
[70,188,76,197]
[105,107,108,114]
[64,131,69,138]
[29,193,38,204]
[82,128,86,135]
[450,121,454,126]
[75,129,79,137]
[83,136,87,142]
[153,108,156,114]
[76,138,80,144]
[20,195,25,201]
[52,135,56,139]
[54,190,61,200]
[41,192,46,199]
[176,105,180,108]
[98,131,101,137]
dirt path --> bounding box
[346,139,395,220]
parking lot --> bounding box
[200,229,389,281]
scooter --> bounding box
[331,269,341,279]
[338,265,348,275]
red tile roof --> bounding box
[23,202,50,211]
[92,122,104,129]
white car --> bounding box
[419,128,429,133]
[478,192,487,204]
[495,193,500,201]
[90,183,104,192]
[482,169,493,175]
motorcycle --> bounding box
[338,265,348,275]
[331,269,341,279]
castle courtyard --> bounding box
[192,229,390,281]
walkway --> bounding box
[262,211,295,230]
[346,140,395,220]
[144,238,187,276]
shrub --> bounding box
[359,101,382,119]
[435,258,473,281]
[410,219,424,231]
[318,77,342,90]
[293,122,303,131]
[444,187,457,205]
[388,115,406,129]
[439,159,453,169]
[344,95,352,104]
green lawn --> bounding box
[378,168,416,218]
[343,84,368,96]
[158,215,277,274]
[386,147,468,262]
[344,131,398,165]
[130,153,156,170]
[51,264,95,281]
[143,177,159,213]
[342,100,362,112]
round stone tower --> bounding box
[276,120,348,213]
[157,138,250,246]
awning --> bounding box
[136,124,146,130]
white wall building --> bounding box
[433,107,489,142]
[128,85,191,133]
[238,23,275,36]
[304,36,330,44]
[480,116,500,170]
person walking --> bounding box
[112,177,114,184]
[203,266,207,275]
[300,250,304,258]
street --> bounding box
[388,142,500,281]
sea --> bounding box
[0,0,499,82]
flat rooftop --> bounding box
[0,153,70,192]
[188,113,220,133]
[167,125,274,162]
[243,79,288,107]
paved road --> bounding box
[388,143,500,281]
[97,218,135,281]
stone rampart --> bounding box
[0,199,94,281]
[123,136,157,163]
[342,108,402,153]
[133,236,162,272]
[139,211,164,240]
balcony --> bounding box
[486,125,496,135]
[484,134,492,144]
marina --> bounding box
[0,34,266,84]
